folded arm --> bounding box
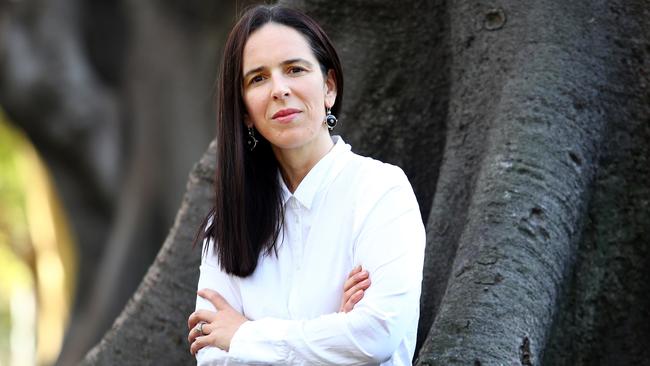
[227,187,425,364]
[192,174,425,365]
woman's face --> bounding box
[242,22,337,152]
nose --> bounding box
[271,74,290,100]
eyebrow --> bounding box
[243,58,314,80]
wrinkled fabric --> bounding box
[195,136,425,366]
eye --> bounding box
[249,74,265,85]
[287,66,306,74]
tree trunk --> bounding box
[415,0,650,364]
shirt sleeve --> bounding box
[194,237,246,366]
[227,168,426,365]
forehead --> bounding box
[243,22,317,70]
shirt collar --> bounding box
[279,135,351,210]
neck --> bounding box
[273,133,334,193]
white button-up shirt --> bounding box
[195,136,425,365]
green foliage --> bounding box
[0,108,35,365]
[0,109,30,251]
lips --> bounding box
[272,108,301,119]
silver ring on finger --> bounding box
[197,321,207,336]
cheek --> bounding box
[244,93,267,117]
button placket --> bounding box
[288,198,300,316]
[295,205,302,271]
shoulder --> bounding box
[338,153,423,248]
[343,152,412,193]
[333,151,419,217]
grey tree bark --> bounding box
[1,0,649,364]
[415,1,650,364]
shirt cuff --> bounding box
[229,318,292,363]
[196,346,229,366]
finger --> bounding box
[343,270,368,292]
[344,277,371,299]
[190,334,209,355]
[341,292,356,312]
[342,289,365,313]
[188,310,210,330]
[343,279,369,306]
[198,289,231,311]
[188,327,199,345]
[188,313,198,330]
[188,310,216,330]
[347,265,362,278]
[187,321,210,344]
[199,321,212,336]
[342,276,369,306]
[340,276,370,312]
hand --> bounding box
[339,265,371,313]
[187,289,248,355]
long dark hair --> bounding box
[195,5,344,277]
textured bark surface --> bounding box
[417,0,611,363]
[1,0,649,364]
[416,0,650,363]
[542,2,650,364]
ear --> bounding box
[324,69,338,109]
[244,114,252,128]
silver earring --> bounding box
[247,126,258,151]
[324,108,337,130]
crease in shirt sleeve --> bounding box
[228,318,291,363]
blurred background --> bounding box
[0,110,75,365]
[0,0,254,364]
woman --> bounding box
[187,5,425,365]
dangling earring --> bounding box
[324,107,337,130]
[246,126,258,151]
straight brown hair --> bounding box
[195,4,344,277]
